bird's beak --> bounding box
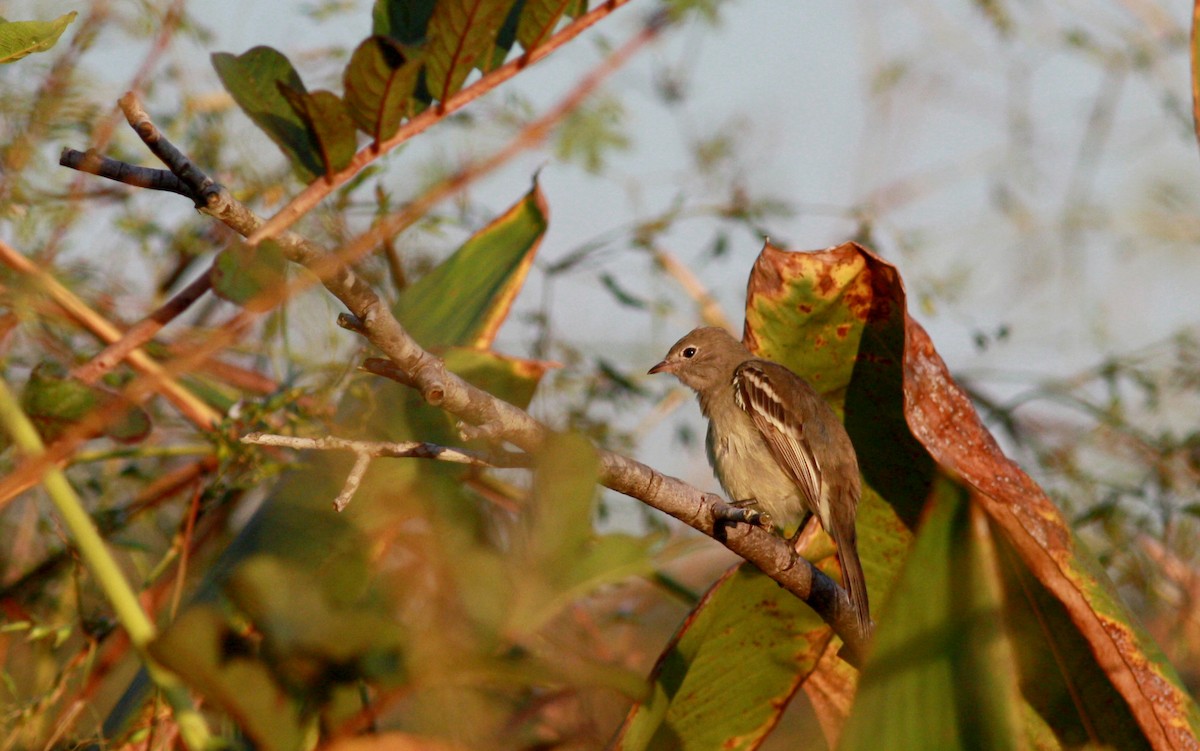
[647,359,673,375]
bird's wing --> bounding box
[732,361,825,522]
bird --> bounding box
[648,326,870,635]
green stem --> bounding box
[71,443,213,464]
[0,380,213,750]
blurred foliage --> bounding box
[0,0,1198,748]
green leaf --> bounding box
[394,182,548,350]
[277,86,358,176]
[105,404,152,444]
[995,528,1154,749]
[212,46,323,181]
[481,0,524,72]
[425,0,520,101]
[343,36,425,143]
[224,555,404,694]
[20,362,151,444]
[210,239,288,310]
[372,0,437,44]
[0,12,76,64]
[515,0,575,51]
[745,241,1200,746]
[149,607,309,751]
[21,362,99,441]
[527,433,597,567]
[840,477,1019,751]
[614,564,831,750]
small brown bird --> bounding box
[648,326,870,634]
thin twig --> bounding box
[1192,0,1200,157]
[241,431,532,510]
[0,239,218,428]
[246,0,638,246]
[241,432,529,466]
[335,452,371,512]
[0,380,212,750]
[72,270,214,384]
[650,243,733,330]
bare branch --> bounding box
[240,431,530,468]
[119,92,217,202]
[651,243,733,331]
[58,148,193,199]
[72,271,214,385]
[334,451,371,512]
[0,239,220,429]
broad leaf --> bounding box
[840,478,1020,751]
[343,36,425,143]
[0,12,76,64]
[224,555,404,693]
[515,0,576,52]
[751,242,1200,745]
[149,607,308,751]
[278,87,358,176]
[614,564,832,750]
[212,47,323,181]
[503,433,654,636]
[635,241,1200,748]
[373,0,438,44]
[394,182,548,350]
[21,362,151,443]
[210,239,288,310]
[425,0,520,101]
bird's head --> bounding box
[647,326,748,392]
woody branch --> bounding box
[57,39,871,665]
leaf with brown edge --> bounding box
[800,643,858,749]
[743,240,875,395]
[393,181,547,350]
[747,240,1200,748]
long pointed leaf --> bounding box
[840,478,1020,751]
[394,182,548,349]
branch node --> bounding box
[424,384,446,406]
[360,357,417,388]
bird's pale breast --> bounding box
[705,411,808,527]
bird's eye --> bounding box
[682,347,697,358]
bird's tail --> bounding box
[836,529,871,638]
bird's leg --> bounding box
[785,511,815,550]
